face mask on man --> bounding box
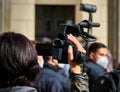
[96,56,109,69]
[38,60,44,68]
[58,63,65,68]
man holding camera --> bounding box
[33,34,89,92]
[67,34,89,92]
[34,55,70,92]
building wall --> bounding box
[0,0,2,32]
[10,0,35,40]
[0,0,10,33]
[8,0,108,44]
[81,0,108,45]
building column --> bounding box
[118,0,120,63]
[0,0,10,33]
[108,0,119,64]
[10,0,35,40]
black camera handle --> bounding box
[80,3,99,73]
[78,20,100,43]
[86,12,93,50]
[78,19,100,73]
[88,13,93,34]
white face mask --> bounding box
[58,63,65,68]
[96,56,109,69]
[38,60,44,68]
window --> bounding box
[35,5,75,41]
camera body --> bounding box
[36,3,99,64]
[36,20,100,63]
[36,22,95,63]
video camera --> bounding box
[36,20,100,63]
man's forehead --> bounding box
[96,48,108,54]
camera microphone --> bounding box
[80,3,97,13]
[78,20,100,28]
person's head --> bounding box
[87,42,109,68]
[43,56,59,66]
[0,32,39,88]
[92,69,120,92]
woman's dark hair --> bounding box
[0,32,39,88]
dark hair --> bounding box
[43,56,52,62]
[92,68,120,92]
[87,42,107,56]
[0,32,39,88]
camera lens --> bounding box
[53,39,64,46]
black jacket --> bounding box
[34,62,70,92]
[70,72,89,92]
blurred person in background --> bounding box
[58,63,70,78]
[33,55,70,92]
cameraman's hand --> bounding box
[67,34,86,74]
[67,34,86,53]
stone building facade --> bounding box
[1,0,120,64]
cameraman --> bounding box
[67,34,89,92]
[34,34,89,92]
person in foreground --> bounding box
[0,32,39,92]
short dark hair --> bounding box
[43,56,52,62]
[87,42,107,56]
[0,32,39,87]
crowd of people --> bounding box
[0,32,115,92]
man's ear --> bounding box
[52,59,59,66]
[89,52,96,62]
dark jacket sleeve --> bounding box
[70,72,89,92]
